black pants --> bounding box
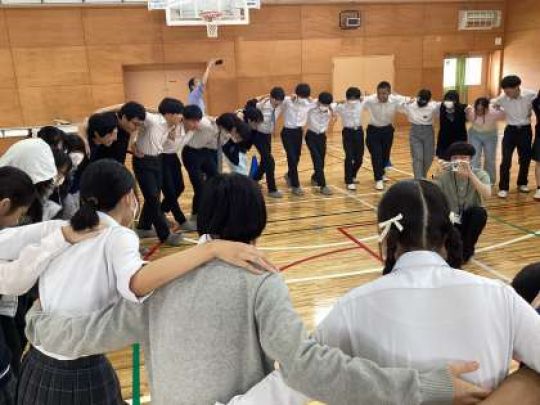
[252,131,277,192]
[281,127,303,188]
[133,156,170,242]
[182,146,218,215]
[499,125,533,191]
[160,153,186,225]
[366,125,394,181]
[455,206,488,262]
[305,130,327,187]
[342,127,364,184]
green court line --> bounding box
[490,213,540,236]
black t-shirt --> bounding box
[533,97,540,126]
[90,126,131,165]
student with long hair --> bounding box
[466,97,505,184]
[216,112,252,175]
[0,160,274,405]
[436,90,468,159]
[315,180,539,393]
[400,89,439,179]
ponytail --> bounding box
[445,226,463,269]
[382,228,400,275]
[71,197,99,231]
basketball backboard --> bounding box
[165,0,249,26]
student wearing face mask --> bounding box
[436,91,468,160]
[59,134,88,219]
[334,87,365,191]
[305,92,334,195]
[216,112,253,175]
[0,160,275,405]
[399,89,440,179]
[41,149,72,221]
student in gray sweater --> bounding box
[25,174,487,405]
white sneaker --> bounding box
[347,183,357,191]
[352,178,359,184]
[375,181,384,191]
[320,186,333,196]
[383,175,390,182]
[292,187,305,196]
[498,190,508,199]
[268,190,283,199]
[518,185,531,193]
[534,189,540,201]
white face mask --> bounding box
[69,152,84,168]
[444,101,455,109]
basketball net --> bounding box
[200,11,223,38]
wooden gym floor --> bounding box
[107,127,540,403]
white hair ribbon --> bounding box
[449,212,460,225]
[378,213,404,242]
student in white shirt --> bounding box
[132,98,185,246]
[252,87,286,198]
[363,81,409,190]
[0,160,275,405]
[159,99,193,232]
[216,112,251,175]
[334,87,365,190]
[305,92,334,195]
[181,105,221,222]
[400,89,440,179]
[316,179,540,392]
[491,75,537,198]
[280,83,316,196]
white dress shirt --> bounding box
[256,99,281,135]
[364,94,410,127]
[316,251,540,390]
[135,113,172,156]
[0,214,146,360]
[306,106,332,134]
[334,100,364,129]
[185,116,229,150]
[400,101,441,125]
[281,97,316,129]
[492,89,537,126]
[162,124,186,154]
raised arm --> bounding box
[93,104,124,115]
[255,274,486,404]
[201,59,219,87]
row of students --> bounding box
[4,170,539,404]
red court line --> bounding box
[280,246,359,272]
[337,227,383,263]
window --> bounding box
[465,57,483,86]
[443,58,457,88]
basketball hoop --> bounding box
[200,11,223,38]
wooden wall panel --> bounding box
[5,8,84,47]
[362,5,425,37]
[505,0,539,32]
[87,44,164,85]
[236,40,302,78]
[18,85,93,125]
[0,2,508,127]
[0,48,16,89]
[0,88,22,127]
[12,47,90,87]
[301,74,332,96]
[83,7,162,46]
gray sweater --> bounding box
[26,260,453,404]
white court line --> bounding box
[266,195,348,207]
[471,259,512,283]
[285,267,381,284]
[126,396,151,404]
[476,233,538,253]
[330,185,377,211]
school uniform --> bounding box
[0,214,145,405]
[160,125,187,227]
[253,99,280,192]
[222,138,251,176]
[466,107,505,184]
[334,101,364,185]
[492,89,537,191]
[400,102,440,179]
[90,125,131,165]
[280,97,316,188]
[316,250,540,390]
[435,168,491,261]
[364,94,409,181]
[436,104,468,160]
[305,106,332,188]
[133,112,172,242]
[181,117,223,215]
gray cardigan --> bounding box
[26,260,453,404]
